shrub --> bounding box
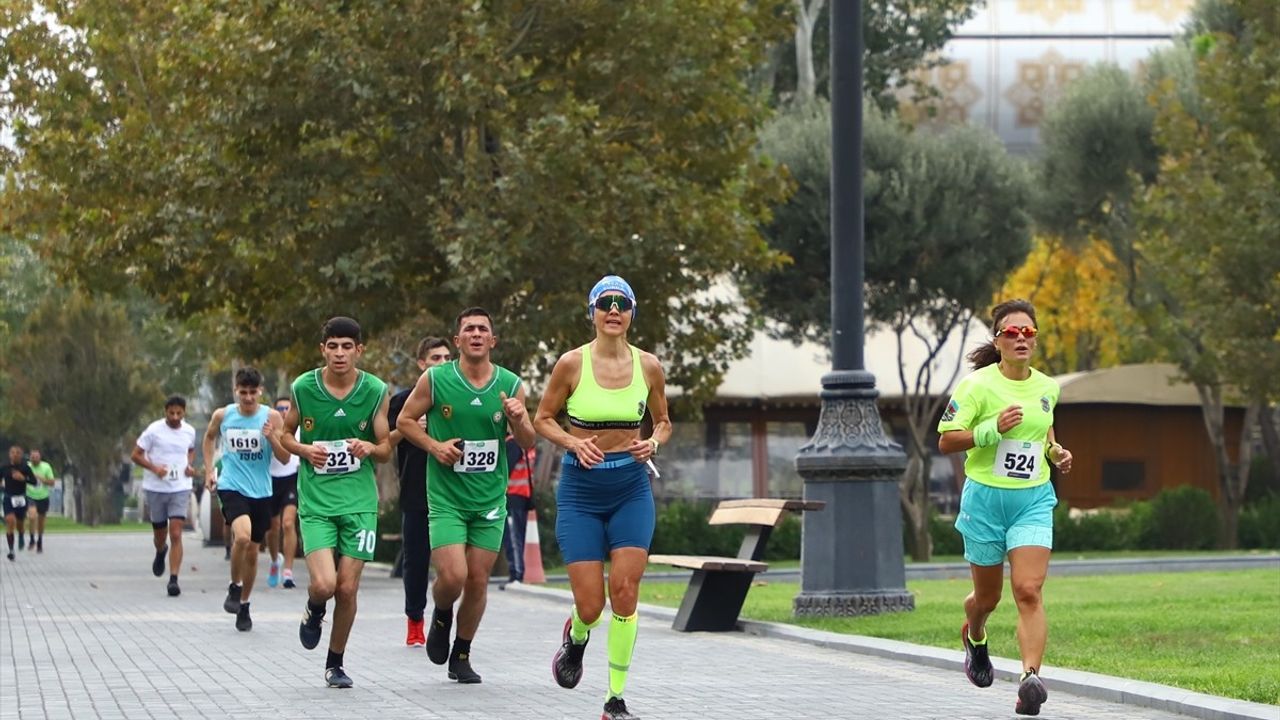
[930,512,965,557]
[651,499,742,557]
[765,514,801,560]
[1143,485,1219,550]
[374,504,402,564]
[1238,494,1280,549]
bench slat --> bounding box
[716,498,827,512]
[648,554,768,573]
[708,506,787,527]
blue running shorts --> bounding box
[555,451,655,564]
[954,479,1057,566]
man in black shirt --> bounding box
[3,445,36,561]
[388,336,452,647]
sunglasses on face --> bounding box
[593,295,634,313]
[998,325,1038,340]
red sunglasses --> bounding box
[998,325,1038,340]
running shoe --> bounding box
[325,666,353,689]
[6,552,13,561]
[267,559,280,588]
[223,583,243,614]
[152,546,167,577]
[236,603,253,632]
[406,618,426,647]
[447,652,482,684]
[300,603,326,650]
[17,536,24,551]
[425,610,452,665]
[552,615,589,689]
[282,570,296,589]
[601,696,639,720]
[36,540,43,553]
[167,578,181,597]
[1015,670,1048,716]
[961,622,994,688]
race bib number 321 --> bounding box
[318,440,361,475]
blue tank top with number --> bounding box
[218,404,273,499]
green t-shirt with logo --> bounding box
[426,361,522,513]
[27,461,54,500]
[293,368,387,517]
[937,363,1060,490]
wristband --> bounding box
[973,418,1001,448]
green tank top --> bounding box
[565,344,649,430]
[426,361,522,513]
[292,368,387,516]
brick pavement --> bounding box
[0,534,1206,720]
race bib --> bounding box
[225,428,263,455]
[9,494,26,508]
[318,440,361,475]
[994,439,1043,481]
[454,439,499,474]
[164,465,184,483]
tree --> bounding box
[1133,0,1280,547]
[996,235,1148,374]
[778,0,980,108]
[3,290,157,524]
[1,1,791,402]
[749,101,1033,559]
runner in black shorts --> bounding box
[267,395,301,589]
[2,445,36,562]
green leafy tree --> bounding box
[2,290,157,524]
[749,101,1033,559]
[1,1,791,402]
[1134,0,1280,547]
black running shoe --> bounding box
[961,622,994,688]
[236,604,252,632]
[17,536,24,551]
[152,546,167,577]
[6,552,13,561]
[167,578,181,597]
[324,666,353,689]
[223,583,242,614]
[299,603,325,649]
[425,610,452,665]
[552,615,589,689]
[1015,670,1048,716]
[282,574,296,589]
[601,696,639,720]
[447,652,482,684]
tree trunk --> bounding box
[899,453,933,561]
[1258,404,1280,488]
[793,0,825,104]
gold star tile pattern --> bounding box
[1003,49,1087,127]
[900,61,984,127]
[1016,0,1085,25]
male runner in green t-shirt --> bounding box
[25,449,56,553]
[279,316,391,689]
[397,307,536,684]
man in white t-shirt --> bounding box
[266,395,301,589]
[130,395,198,597]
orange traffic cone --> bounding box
[523,508,546,584]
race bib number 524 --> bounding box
[994,440,1042,481]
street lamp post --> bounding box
[793,0,914,617]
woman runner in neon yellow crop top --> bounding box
[534,275,671,720]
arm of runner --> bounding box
[626,352,670,462]
[279,396,326,469]
[397,367,459,464]
[502,387,537,450]
[264,408,292,464]
[130,435,163,477]
[533,350,604,467]
[202,408,225,490]
[352,392,393,463]
[1047,428,1072,474]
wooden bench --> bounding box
[649,498,825,632]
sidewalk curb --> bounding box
[506,583,1278,720]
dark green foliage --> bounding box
[929,512,965,557]
[1146,486,1220,550]
[374,504,403,565]
[1053,504,1140,552]
[1237,494,1280,549]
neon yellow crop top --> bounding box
[566,344,650,430]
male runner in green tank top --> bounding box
[279,316,392,689]
[397,306,536,684]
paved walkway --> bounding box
[0,534,1225,720]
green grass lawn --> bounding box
[611,569,1280,705]
[37,516,152,533]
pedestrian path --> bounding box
[0,534,1225,719]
